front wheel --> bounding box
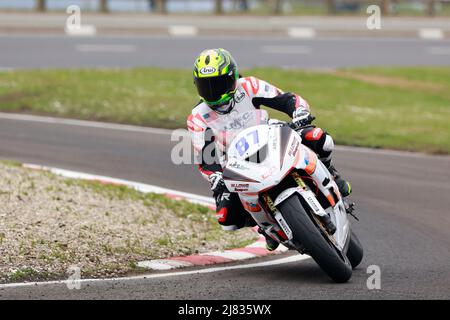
[347,230,364,269]
[278,195,352,283]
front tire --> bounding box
[347,230,364,269]
[278,195,352,283]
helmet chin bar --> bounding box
[208,93,236,115]
[210,98,235,114]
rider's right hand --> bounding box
[209,172,226,196]
[292,108,315,127]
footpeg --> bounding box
[344,201,359,221]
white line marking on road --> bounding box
[287,27,316,39]
[334,145,449,159]
[75,44,136,53]
[0,112,445,159]
[22,163,214,207]
[201,251,256,260]
[168,25,198,37]
[0,32,445,42]
[418,28,444,40]
[0,255,307,289]
[427,46,450,55]
[246,240,267,249]
[137,259,193,271]
[260,45,311,54]
[0,112,174,136]
[65,25,97,37]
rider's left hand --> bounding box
[209,172,226,197]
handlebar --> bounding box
[272,115,316,131]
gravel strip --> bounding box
[0,162,257,283]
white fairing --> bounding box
[224,124,299,194]
[222,110,350,252]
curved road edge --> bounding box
[1,112,449,298]
[1,163,291,285]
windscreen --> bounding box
[208,109,269,163]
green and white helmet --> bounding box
[193,48,239,109]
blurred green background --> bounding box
[1,67,449,153]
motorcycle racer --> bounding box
[187,48,351,251]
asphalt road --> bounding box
[0,115,449,299]
[1,34,450,69]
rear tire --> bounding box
[347,230,364,269]
[278,195,352,283]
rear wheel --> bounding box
[347,230,364,269]
[278,195,352,283]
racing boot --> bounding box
[326,164,352,198]
[258,227,279,251]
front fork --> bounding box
[259,171,310,246]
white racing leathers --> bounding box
[187,76,336,229]
[187,76,311,180]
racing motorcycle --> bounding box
[213,109,363,283]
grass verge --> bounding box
[0,161,257,283]
[0,67,449,153]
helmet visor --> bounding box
[195,74,236,104]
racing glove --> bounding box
[209,172,226,197]
[292,108,315,128]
